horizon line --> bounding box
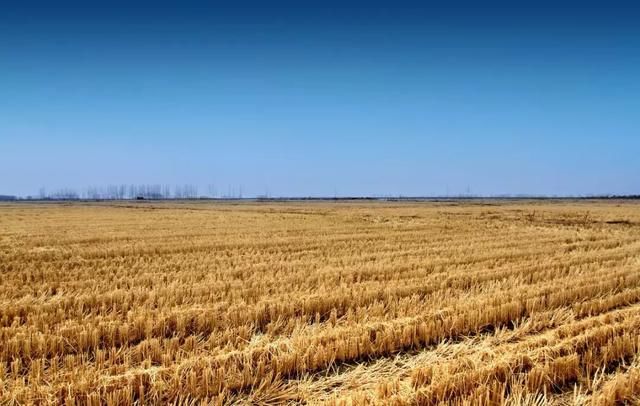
[2,194,639,202]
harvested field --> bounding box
[1,200,639,405]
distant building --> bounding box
[0,195,17,201]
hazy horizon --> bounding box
[3,184,640,200]
[2,1,639,197]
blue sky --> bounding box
[1,1,639,197]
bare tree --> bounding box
[208,184,217,198]
[86,186,99,200]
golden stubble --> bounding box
[0,200,639,405]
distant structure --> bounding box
[0,195,17,201]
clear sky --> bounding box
[2,1,639,197]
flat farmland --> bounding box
[1,200,640,405]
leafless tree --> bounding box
[208,184,217,198]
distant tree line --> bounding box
[35,184,201,200]
[9,187,640,201]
